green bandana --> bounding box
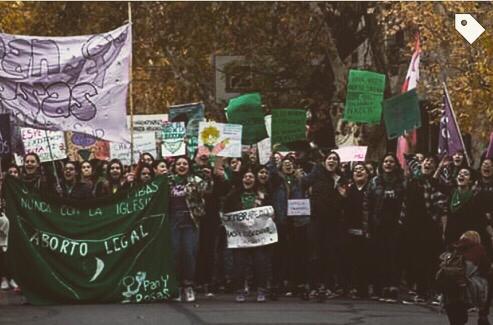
[241,192,256,210]
[450,188,473,213]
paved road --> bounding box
[0,290,480,325]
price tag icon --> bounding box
[455,14,485,44]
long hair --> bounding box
[377,152,403,178]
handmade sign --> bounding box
[169,102,205,159]
[161,122,186,157]
[110,132,157,165]
[257,137,272,165]
[226,93,268,145]
[287,199,311,216]
[65,131,110,161]
[264,115,272,138]
[0,24,132,143]
[198,122,242,158]
[127,114,168,141]
[221,206,278,248]
[0,114,11,158]
[271,109,306,145]
[382,89,421,139]
[21,127,67,162]
[4,175,177,305]
[344,70,386,124]
[334,146,368,162]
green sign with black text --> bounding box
[5,175,177,305]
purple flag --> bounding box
[438,87,467,160]
[486,132,493,159]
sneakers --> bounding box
[316,288,326,302]
[9,279,18,290]
[184,286,195,302]
[1,277,8,290]
[236,291,247,303]
[173,287,183,302]
[385,287,399,303]
[257,290,267,303]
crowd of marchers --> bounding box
[0,147,492,325]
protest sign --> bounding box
[344,70,386,124]
[257,137,272,165]
[161,122,186,157]
[334,146,368,162]
[226,93,268,145]
[382,89,421,139]
[271,109,306,145]
[21,128,66,162]
[169,102,205,159]
[0,24,132,143]
[0,114,11,158]
[110,132,157,165]
[65,131,110,161]
[264,115,272,138]
[287,199,311,216]
[127,114,168,143]
[198,122,242,158]
[4,175,177,305]
[221,206,278,248]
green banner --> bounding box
[226,93,268,145]
[5,175,177,305]
[344,69,386,124]
[271,109,306,145]
[382,89,421,139]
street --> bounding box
[0,290,474,325]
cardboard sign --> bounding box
[198,122,242,158]
[271,109,306,145]
[161,122,186,157]
[334,146,368,162]
[65,131,110,161]
[287,199,311,216]
[226,93,268,145]
[383,89,421,139]
[21,128,67,162]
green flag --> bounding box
[271,109,306,146]
[5,175,177,305]
[382,89,421,139]
[226,93,268,145]
[344,69,386,124]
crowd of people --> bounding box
[0,145,492,324]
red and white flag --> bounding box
[396,35,421,170]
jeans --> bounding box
[234,247,270,292]
[171,221,199,286]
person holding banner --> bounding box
[20,153,51,193]
[223,169,272,303]
[97,159,129,196]
[302,151,345,301]
[56,161,93,200]
[135,164,155,186]
[365,153,406,303]
[169,156,212,303]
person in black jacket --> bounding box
[302,151,345,301]
[56,161,93,200]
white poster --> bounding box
[198,122,242,158]
[0,25,132,144]
[257,137,272,165]
[265,115,272,138]
[21,127,67,162]
[287,199,311,216]
[110,132,157,165]
[161,122,186,157]
[334,146,368,162]
[127,114,168,140]
[221,206,278,248]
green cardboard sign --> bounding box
[382,89,421,139]
[226,93,268,145]
[271,109,306,145]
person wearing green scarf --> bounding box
[444,167,490,249]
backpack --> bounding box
[436,249,468,289]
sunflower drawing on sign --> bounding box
[199,123,230,156]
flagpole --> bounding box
[44,130,61,188]
[128,1,135,165]
[442,82,471,166]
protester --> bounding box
[56,160,93,200]
[20,153,51,192]
[441,231,490,325]
[79,160,100,197]
[365,153,406,302]
[97,159,128,196]
[152,159,169,176]
[302,151,345,301]
[223,169,271,303]
[342,162,370,299]
[135,163,154,186]
[169,156,211,303]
